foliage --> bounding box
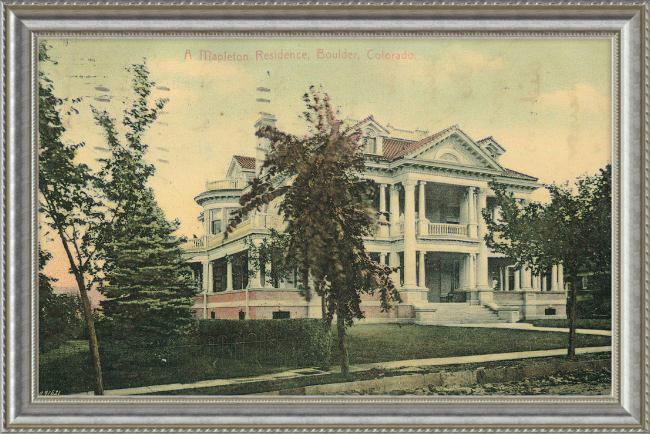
[98,191,198,344]
[93,62,197,345]
[483,164,611,357]
[38,42,106,394]
[227,87,400,374]
[193,319,332,367]
[39,246,85,352]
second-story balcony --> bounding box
[425,222,468,237]
[205,179,247,191]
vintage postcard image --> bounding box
[37,37,612,397]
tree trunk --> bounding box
[567,270,578,360]
[75,274,104,395]
[336,310,349,376]
[321,295,327,324]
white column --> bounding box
[402,180,418,289]
[514,269,521,291]
[418,181,427,236]
[379,184,389,238]
[467,187,478,238]
[476,188,489,289]
[249,241,263,289]
[499,267,505,291]
[551,265,558,291]
[466,254,476,289]
[207,261,214,293]
[390,251,401,288]
[532,272,538,290]
[521,267,532,290]
[203,210,210,236]
[379,253,386,266]
[504,267,510,291]
[419,251,426,289]
[542,273,547,291]
[226,259,233,291]
[389,184,400,237]
[202,261,210,293]
[558,263,565,291]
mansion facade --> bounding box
[181,115,567,324]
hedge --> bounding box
[191,319,332,367]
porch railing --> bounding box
[205,179,247,191]
[427,222,468,237]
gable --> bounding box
[407,128,503,171]
[348,115,390,135]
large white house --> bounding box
[181,114,567,324]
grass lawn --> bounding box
[526,318,611,330]
[339,324,611,365]
[40,324,611,395]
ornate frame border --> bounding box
[3,1,646,431]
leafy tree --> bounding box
[39,48,170,394]
[38,43,107,394]
[39,245,85,352]
[228,87,401,375]
[484,165,611,358]
[93,62,197,345]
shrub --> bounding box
[191,319,331,367]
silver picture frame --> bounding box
[4,1,647,431]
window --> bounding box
[273,311,290,319]
[582,276,589,290]
[545,307,557,316]
[364,137,377,153]
[210,311,216,319]
[439,152,459,163]
[363,129,377,153]
[209,208,222,235]
[239,310,246,320]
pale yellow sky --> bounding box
[40,38,612,286]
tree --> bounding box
[99,189,198,344]
[484,164,611,358]
[228,87,401,375]
[38,43,107,394]
[91,62,196,344]
[38,245,85,352]
[39,49,168,394]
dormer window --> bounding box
[363,129,377,153]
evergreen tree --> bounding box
[99,190,197,343]
[93,61,197,344]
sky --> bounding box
[39,37,613,286]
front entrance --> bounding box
[425,252,465,303]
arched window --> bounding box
[439,152,460,163]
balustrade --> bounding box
[205,179,247,191]
[427,222,468,237]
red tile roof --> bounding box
[233,155,256,169]
[382,126,457,161]
[502,168,538,181]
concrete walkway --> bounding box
[431,323,612,337]
[74,345,611,396]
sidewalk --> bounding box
[433,323,612,337]
[74,344,611,396]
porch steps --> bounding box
[416,303,501,325]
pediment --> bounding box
[408,130,503,171]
